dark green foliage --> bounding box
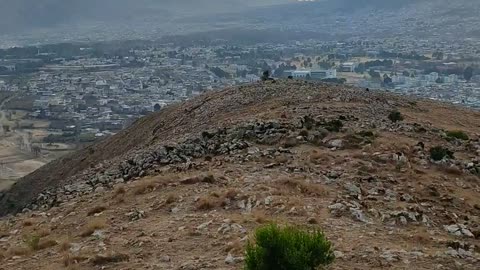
[445,130,469,141]
[245,224,334,270]
[464,66,474,82]
[388,111,404,123]
[261,70,270,81]
[323,120,343,132]
[430,146,454,161]
[357,130,375,138]
[299,130,309,137]
[302,115,316,130]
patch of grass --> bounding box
[280,179,327,196]
[37,239,58,250]
[446,130,469,141]
[87,205,107,216]
[22,219,34,227]
[90,253,129,265]
[165,194,177,204]
[245,223,335,270]
[252,211,270,224]
[79,219,107,237]
[23,234,40,251]
[59,238,72,252]
[7,246,30,256]
[113,186,126,198]
[195,196,218,210]
[36,228,51,237]
[23,234,58,251]
[133,180,157,195]
[430,146,454,161]
[388,111,404,123]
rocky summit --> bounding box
[0,80,479,269]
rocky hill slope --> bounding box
[0,80,479,269]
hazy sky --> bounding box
[0,0,293,33]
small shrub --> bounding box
[323,120,343,132]
[195,196,217,210]
[165,194,177,204]
[113,186,126,197]
[299,130,309,137]
[245,223,334,270]
[430,146,454,161]
[37,239,58,250]
[388,111,404,123]
[280,179,327,196]
[80,219,107,237]
[357,130,375,138]
[446,130,469,141]
[133,180,157,195]
[22,219,34,227]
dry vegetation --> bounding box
[79,218,107,237]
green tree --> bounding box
[464,66,474,81]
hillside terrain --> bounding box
[0,80,479,269]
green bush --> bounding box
[388,111,404,123]
[430,146,454,161]
[245,224,335,270]
[445,130,469,141]
[323,120,343,132]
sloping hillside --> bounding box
[0,80,479,269]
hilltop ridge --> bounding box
[0,80,479,269]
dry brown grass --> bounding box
[87,205,108,216]
[252,210,270,224]
[59,238,72,252]
[165,194,177,204]
[79,218,107,237]
[113,185,126,197]
[280,178,328,196]
[8,246,30,256]
[22,219,34,227]
[309,150,330,165]
[224,189,238,200]
[133,179,157,195]
[90,253,129,265]
[195,196,218,210]
[36,228,51,237]
[37,239,58,250]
